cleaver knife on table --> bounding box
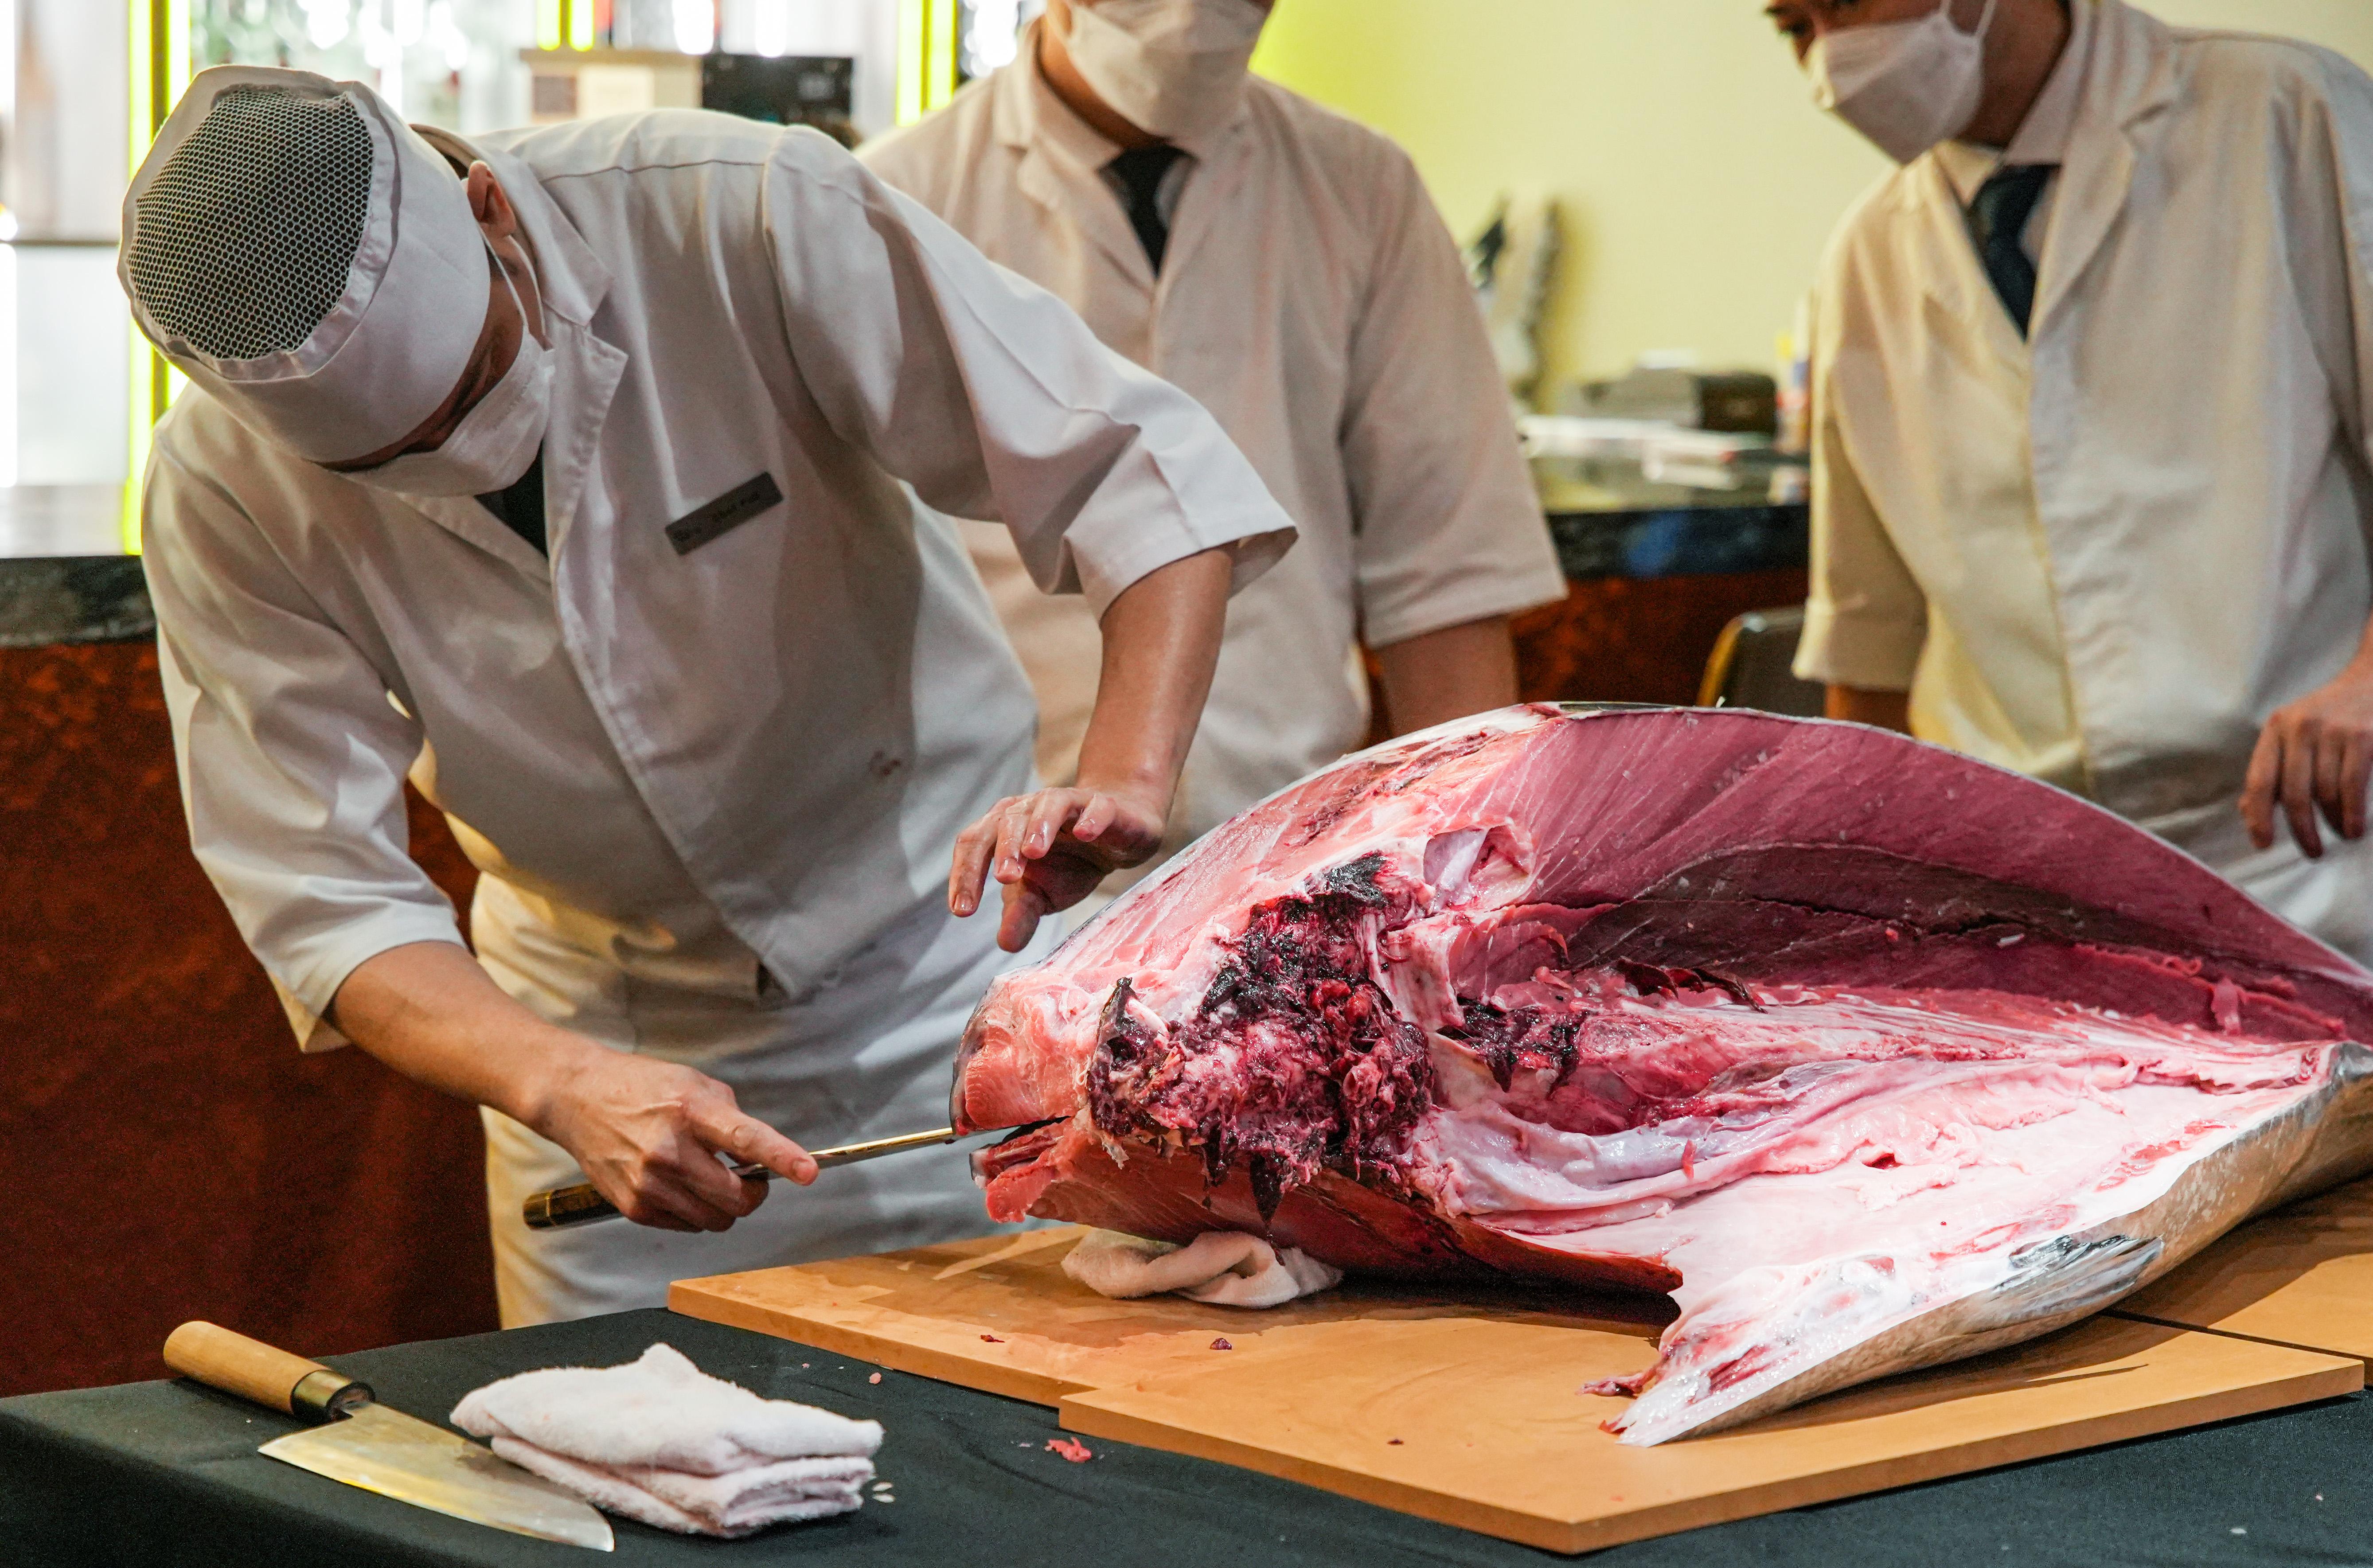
[523,1123,1039,1229]
[163,1321,615,1551]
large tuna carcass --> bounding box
[954,706,2373,1444]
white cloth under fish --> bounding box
[451,1344,881,1537]
[1061,1229,1343,1307]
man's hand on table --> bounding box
[332,941,816,1233]
[2242,659,2373,859]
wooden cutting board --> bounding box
[669,1226,1674,1406]
[669,1229,2360,1554]
[1061,1314,2354,1554]
[2113,1174,2373,1363]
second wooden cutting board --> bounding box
[2112,1173,2373,1363]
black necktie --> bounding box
[477,446,547,555]
[1966,163,2056,338]
[1107,144,1188,274]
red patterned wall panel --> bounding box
[0,643,495,1395]
[1514,569,1811,708]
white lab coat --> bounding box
[140,110,1293,1322]
[1795,0,2373,966]
[863,47,1566,848]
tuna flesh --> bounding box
[954,707,2373,1443]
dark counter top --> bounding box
[1546,502,1808,582]
[1534,455,1809,583]
[0,556,153,647]
[2,1307,2365,1567]
[0,454,1797,636]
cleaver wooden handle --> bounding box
[164,1321,374,1422]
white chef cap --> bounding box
[119,66,492,464]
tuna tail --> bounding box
[1961,1235,2163,1334]
[1608,1058,2363,1446]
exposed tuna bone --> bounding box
[953,706,2373,1443]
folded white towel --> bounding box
[488,1439,873,1538]
[1061,1229,1343,1308]
[452,1343,881,1474]
[451,1344,883,1538]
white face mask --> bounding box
[1062,0,1269,143]
[1809,0,2000,165]
[346,258,553,499]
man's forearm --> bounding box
[330,940,817,1229]
[946,547,1233,948]
[1077,547,1233,806]
[1827,684,1912,732]
[1374,615,1519,736]
[330,940,589,1131]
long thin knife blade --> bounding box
[261,1402,614,1550]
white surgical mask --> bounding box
[347,256,553,499]
[1063,0,1268,143]
[1809,0,1999,165]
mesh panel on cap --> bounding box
[126,86,376,362]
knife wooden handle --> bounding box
[522,1162,773,1230]
[164,1322,373,1421]
[522,1178,626,1230]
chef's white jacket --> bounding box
[141,109,1294,1055]
[863,43,1566,846]
[1795,0,2373,963]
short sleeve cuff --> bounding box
[268,915,470,1053]
[1792,598,1923,690]
[1069,507,1298,617]
[1361,564,1569,651]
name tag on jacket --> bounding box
[665,473,782,556]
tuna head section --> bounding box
[1086,854,1436,1220]
[952,706,2373,1443]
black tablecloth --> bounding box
[0,1309,2364,1566]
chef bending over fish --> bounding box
[121,66,1294,1324]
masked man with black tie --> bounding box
[1766,0,2373,967]
[864,0,1568,886]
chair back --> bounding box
[1697,605,1826,717]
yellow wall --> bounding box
[1253,0,2373,397]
